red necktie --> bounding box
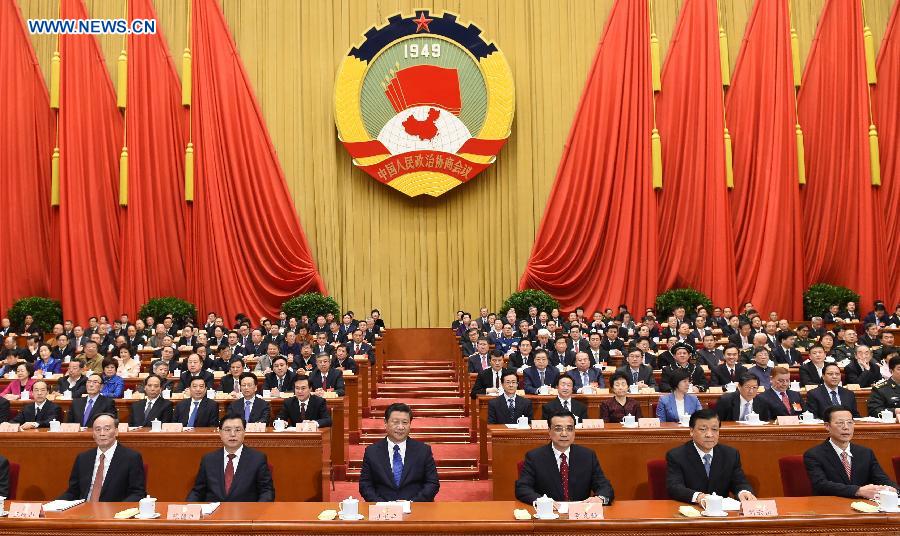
[840,451,851,481]
[89,453,105,502]
[780,391,791,413]
[559,453,570,501]
[224,453,235,494]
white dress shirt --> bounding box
[223,445,244,475]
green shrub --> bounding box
[655,288,713,319]
[803,284,860,320]
[499,289,559,320]
[137,297,198,326]
[282,292,340,321]
[7,296,62,331]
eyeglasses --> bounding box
[551,426,575,433]
[220,427,244,434]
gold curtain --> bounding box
[20,0,895,327]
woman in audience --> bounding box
[115,346,141,378]
[33,343,61,375]
[600,372,642,422]
[819,332,836,358]
[1,362,36,400]
[99,356,125,398]
[656,369,702,422]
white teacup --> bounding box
[725,382,737,393]
[679,413,691,426]
[622,414,636,426]
[123,389,133,399]
[206,389,216,399]
[880,410,895,423]
[790,381,801,391]
[139,496,157,516]
[517,416,529,428]
[339,496,359,518]
[162,389,171,399]
[800,411,815,423]
[273,418,287,432]
[262,390,272,398]
[746,412,760,424]
[538,385,549,395]
[49,419,61,432]
[628,384,639,394]
[700,493,724,515]
[532,494,554,517]
[151,419,162,432]
[875,489,899,510]
[0,496,5,513]
[20,390,30,401]
[581,385,594,395]
[64,355,71,363]
[62,390,72,400]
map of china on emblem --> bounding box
[334,11,515,197]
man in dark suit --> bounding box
[696,334,724,368]
[308,353,345,396]
[470,352,514,399]
[346,329,375,365]
[128,374,174,427]
[467,338,493,373]
[66,376,117,426]
[174,377,221,427]
[616,348,657,390]
[772,331,801,366]
[799,344,827,386]
[523,350,560,394]
[487,370,533,424]
[542,375,588,422]
[804,406,897,498]
[358,403,440,501]
[226,373,270,424]
[710,345,748,387]
[515,410,614,505]
[330,345,358,373]
[568,352,604,391]
[56,358,88,398]
[277,375,332,428]
[806,364,860,419]
[12,380,61,429]
[666,408,757,504]
[187,415,275,502]
[263,355,296,395]
[757,366,805,417]
[219,359,246,396]
[715,375,770,422]
[550,337,575,368]
[58,413,147,502]
[179,353,215,391]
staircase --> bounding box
[346,359,479,481]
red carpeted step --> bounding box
[348,443,478,459]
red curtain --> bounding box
[0,1,58,314]
[798,0,886,310]
[188,0,325,322]
[57,0,123,323]
[656,0,737,307]
[520,0,657,313]
[724,0,804,319]
[873,1,900,307]
[117,0,191,316]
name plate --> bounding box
[246,422,266,433]
[568,502,603,520]
[117,423,129,433]
[166,504,202,520]
[844,383,861,391]
[707,386,723,394]
[369,503,403,521]
[530,420,549,430]
[580,419,605,429]
[321,391,339,399]
[776,416,800,425]
[741,500,778,517]
[0,422,19,432]
[59,423,81,433]
[8,503,43,518]
[299,421,318,432]
[639,387,657,394]
[638,418,661,428]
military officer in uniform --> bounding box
[867,355,900,417]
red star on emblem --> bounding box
[413,12,433,33]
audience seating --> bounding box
[646,459,668,499]
[778,455,813,497]
[893,456,900,482]
[7,461,20,500]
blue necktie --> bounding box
[188,400,199,427]
[703,453,712,477]
[392,444,403,487]
[830,390,840,406]
[82,398,94,426]
[244,399,252,421]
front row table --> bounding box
[0,499,897,535]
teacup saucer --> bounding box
[533,513,559,520]
[700,510,728,517]
[134,512,161,519]
[878,505,900,513]
[338,513,365,520]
